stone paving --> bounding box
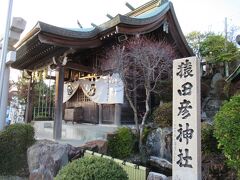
[33,121,119,147]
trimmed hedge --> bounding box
[55,156,128,180]
[214,95,240,177]
[107,127,135,159]
[0,123,35,176]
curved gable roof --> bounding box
[12,0,193,70]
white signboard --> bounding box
[172,57,201,180]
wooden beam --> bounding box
[65,62,94,73]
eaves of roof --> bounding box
[12,0,193,70]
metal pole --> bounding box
[0,0,13,130]
[0,65,11,127]
[224,17,229,77]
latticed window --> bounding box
[66,88,91,107]
[77,88,91,102]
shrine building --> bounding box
[11,0,193,139]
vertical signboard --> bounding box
[173,57,201,179]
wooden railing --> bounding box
[84,150,147,180]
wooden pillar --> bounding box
[114,103,121,126]
[25,75,34,123]
[28,82,34,122]
[54,64,64,140]
[98,104,102,124]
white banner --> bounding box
[63,73,124,104]
[63,81,80,103]
[79,73,124,104]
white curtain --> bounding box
[79,73,124,104]
[63,81,80,103]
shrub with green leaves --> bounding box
[153,102,172,128]
[214,95,240,177]
[107,127,135,159]
[55,156,128,180]
[0,123,35,176]
[201,122,221,155]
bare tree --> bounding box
[102,36,176,151]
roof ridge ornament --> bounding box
[77,20,83,28]
[106,14,114,20]
[157,0,169,7]
[91,23,97,28]
[125,2,135,11]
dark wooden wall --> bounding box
[102,104,115,124]
[66,88,117,124]
[65,87,136,124]
[66,88,99,124]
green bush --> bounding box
[214,95,240,177]
[107,127,135,159]
[0,123,35,176]
[201,122,221,155]
[153,102,172,128]
[55,156,128,180]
